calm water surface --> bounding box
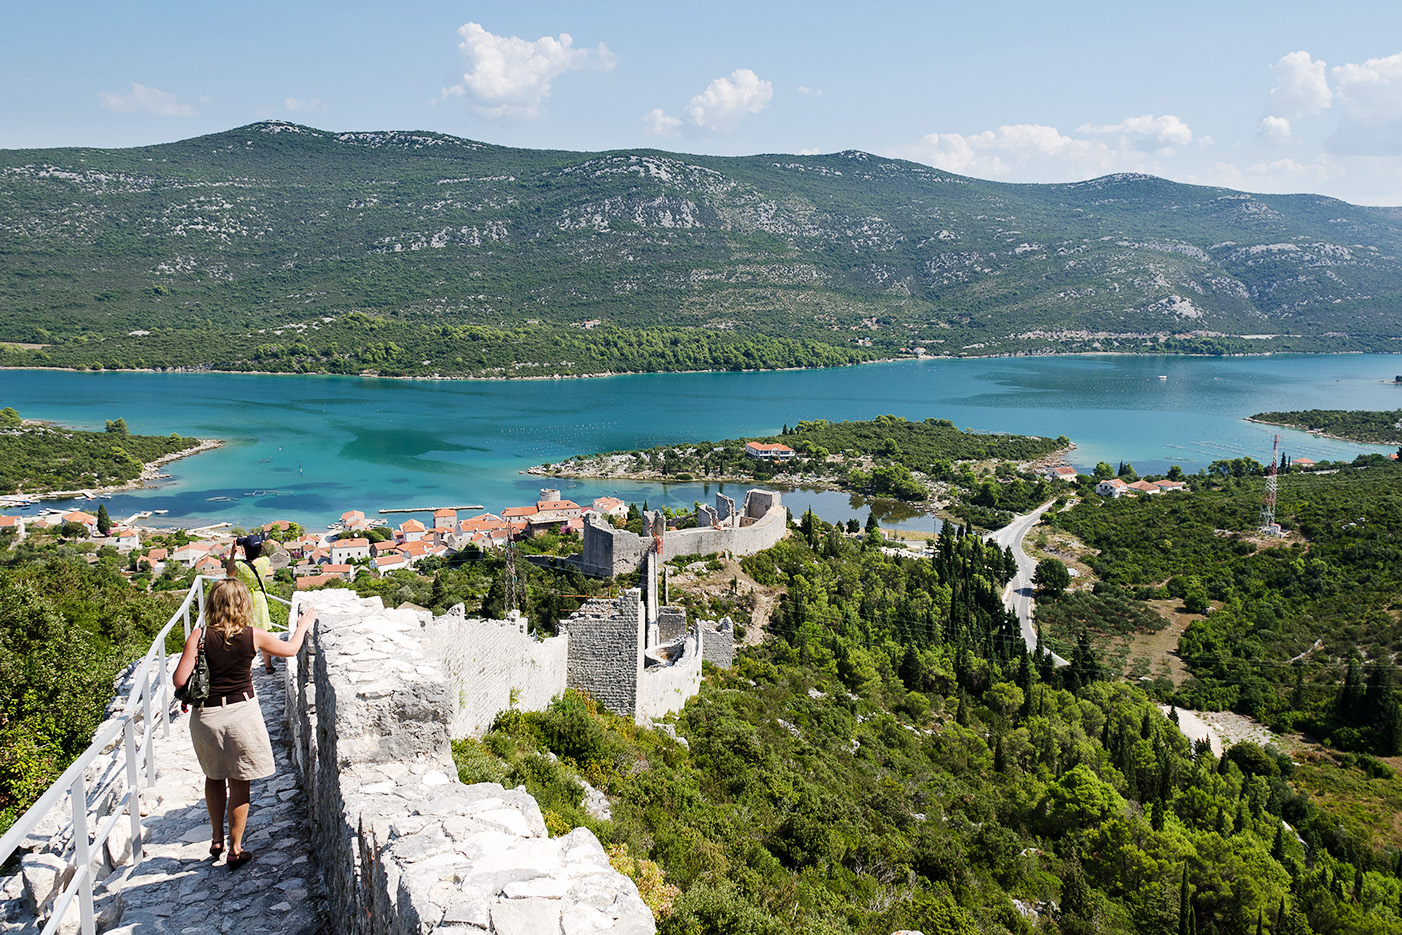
[2,355,1397,531]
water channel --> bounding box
[1,354,1397,531]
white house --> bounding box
[744,442,796,461]
[1096,478,1130,498]
[330,537,371,564]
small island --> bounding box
[1249,408,1402,446]
[0,406,215,497]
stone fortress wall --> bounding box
[557,592,645,720]
[286,589,656,934]
[423,609,570,738]
[578,489,786,577]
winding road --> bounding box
[987,500,1067,665]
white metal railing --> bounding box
[0,575,292,935]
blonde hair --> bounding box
[205,578,253,640]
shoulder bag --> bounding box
[176,630,211,706]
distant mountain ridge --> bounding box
[1,120,1400,377]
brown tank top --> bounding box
[202,626,255,698]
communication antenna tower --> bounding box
[1259,434,1282,536]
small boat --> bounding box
[1158,375,1168,381]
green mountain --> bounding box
[2,120,1401,376]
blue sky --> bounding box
[5,1,1402,204]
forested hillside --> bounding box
[454,519,1402,935]
[2,121,1402,376]
[1048,455,1402,755]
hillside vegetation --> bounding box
[1047,455,1402,754]
[3,121,1402,376]
[454,520,1402,935]
[0,408,201,493]
[1251,409,1402,446]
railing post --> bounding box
[141,668,155,778]
[158,638,170,739]
[123,718,143,866]
[68,772,96,935]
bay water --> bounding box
[1,354,1398,532]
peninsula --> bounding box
[0,407,212,499]
[1249,408,1402,446]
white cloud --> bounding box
[1326,51,1402,155]
[98,83,196,117]
[643,108,682,138]
[1191,155,1342,194]
[283,97,325,113]
[1333,51,1402,120]
[1257,115,1293,145]
[898,124,1124,181]
[1078,114,1193,151]
[684,68,773,132]
[796,85,822,96]
[1269,51,1332,119]
[438,22,616,121]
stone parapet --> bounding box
[292,589,654,934]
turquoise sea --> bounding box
[1,355,1398,531]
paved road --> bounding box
[987,501,1067,664]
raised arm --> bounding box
[254,604,316,658]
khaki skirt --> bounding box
[190,696,275,781]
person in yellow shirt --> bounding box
[225,534,288,673]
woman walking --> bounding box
[173,578,314,869]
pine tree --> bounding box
[96,503,112,536]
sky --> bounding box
[4,1,1402,205]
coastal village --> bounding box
[2,448,1362,580]
[0,487,632,588]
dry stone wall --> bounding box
[635,634,702,725]
[289,589,654,935]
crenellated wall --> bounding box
[288,589,655,935]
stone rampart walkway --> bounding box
[106,664,325,935]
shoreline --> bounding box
[2,347,1398,385]
[529,443,1078,518]
[1243,416,1402,448]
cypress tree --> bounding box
[96,503,112,536]
[1339,657,1365,726]
[1178,865,1191,935]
